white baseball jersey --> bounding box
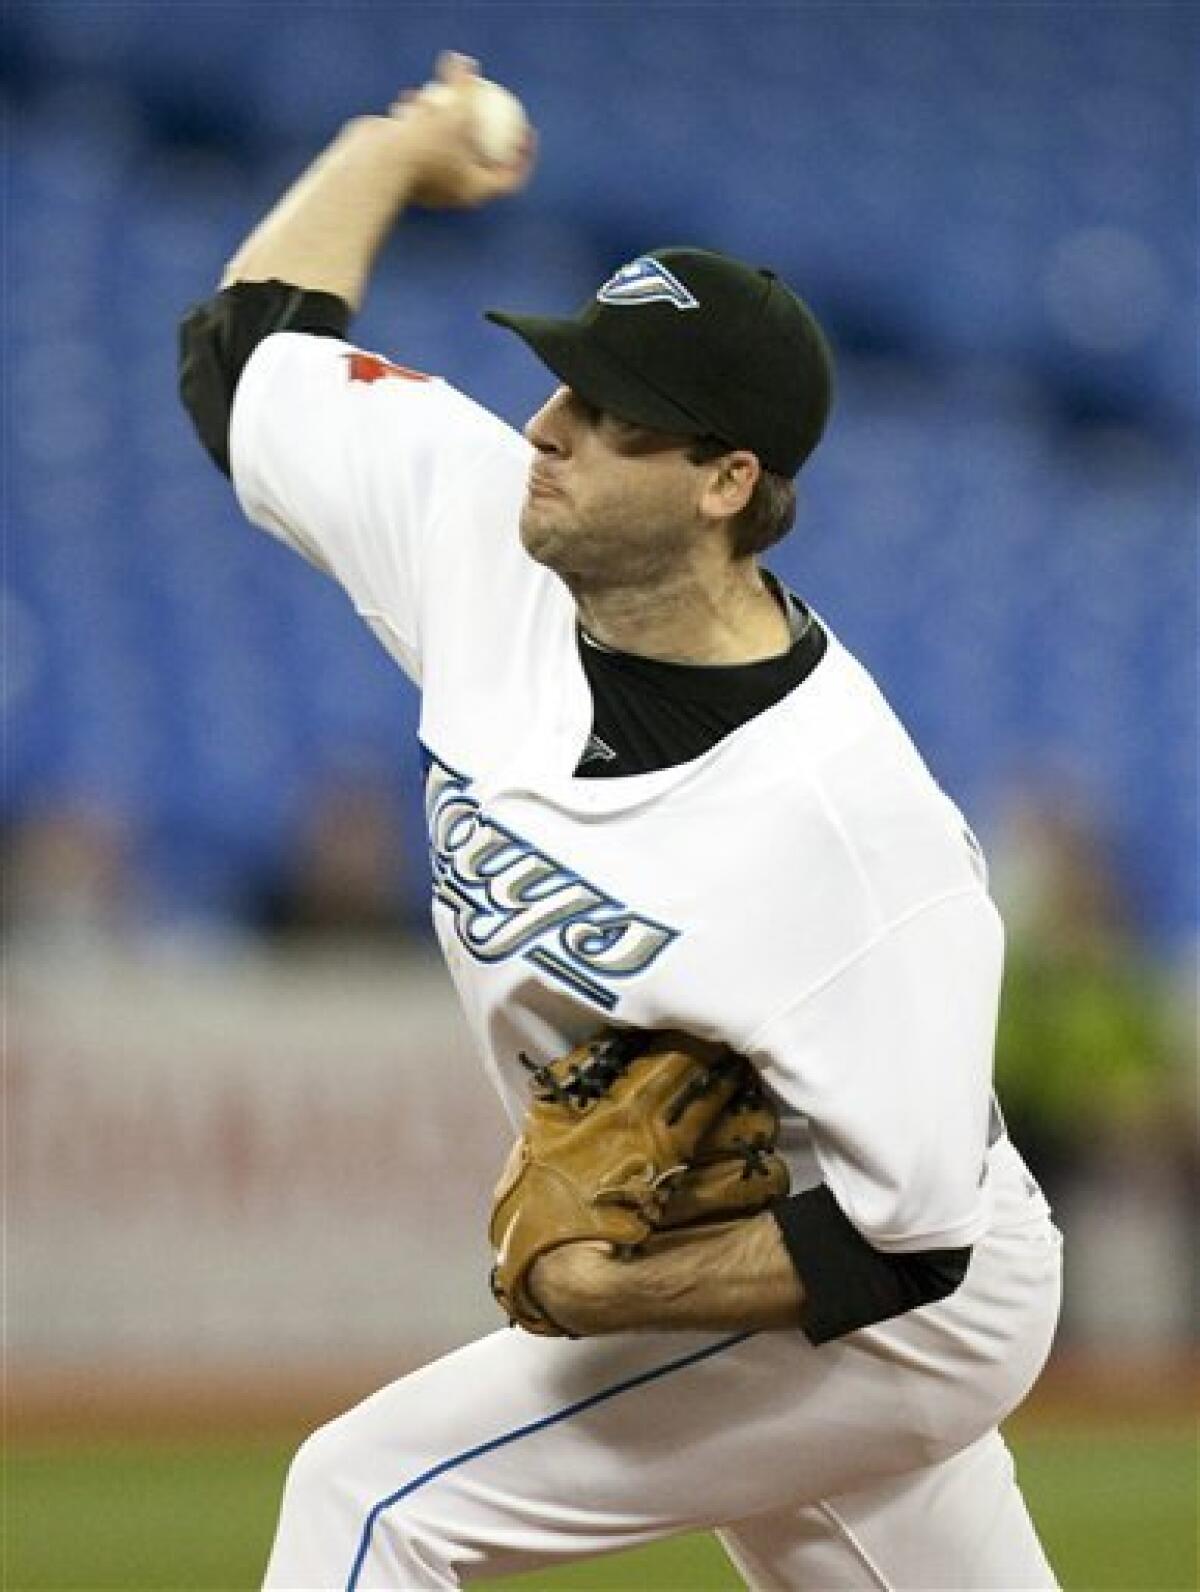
[230,331,1002,1261]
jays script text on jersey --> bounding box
[424,748,678,1010]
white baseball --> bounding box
[425,77,531,166]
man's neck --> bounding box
[573,565,792,666]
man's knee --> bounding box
[281,1415,356,1511]
[278,1413,464,1585]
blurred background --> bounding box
[5,3,1196,1589]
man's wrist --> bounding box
[528,1218,806,1337]
[339,113,420,175]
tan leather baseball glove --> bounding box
[488,1028,790,1335]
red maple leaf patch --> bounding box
[346,352,432,385]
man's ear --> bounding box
[698,450,760,521]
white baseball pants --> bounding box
[265,1138,1062,1590]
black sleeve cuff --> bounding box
[771,1184,972,1346]
[178,279,353,476]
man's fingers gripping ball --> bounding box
[423,77,533,168]
[388,51,536,208]
[488,1029,790,1337]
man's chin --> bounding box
[518,506,569,570]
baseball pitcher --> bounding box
[179,51,1062,1591]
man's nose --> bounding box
[523,387,572,455]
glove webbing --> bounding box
[519,1032,739,1120]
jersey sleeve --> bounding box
[179,281,353,476]
[227,330,531,682]
[750,886,1004,1253]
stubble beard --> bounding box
[517,500,571,572]
[518,501,692,597]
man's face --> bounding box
[519,388,709,590]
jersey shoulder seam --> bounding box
[743,883,990,1053]
[806,765,888,937]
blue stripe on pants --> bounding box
[346,1330,754,1589]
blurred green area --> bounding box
[6,1424,1195,1591]
[994,938,1186,1162]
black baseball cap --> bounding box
[485,246,833,477]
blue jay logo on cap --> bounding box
[596,257,699,311]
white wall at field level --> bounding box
[10,949,510,1365]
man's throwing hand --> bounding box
[388,51,537,209]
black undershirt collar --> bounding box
[574,581,827,778]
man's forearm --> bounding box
[221,116,415,310]
[530,1217,806,1336]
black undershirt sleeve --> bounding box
[772,1185,972,1345]
[178,279,353,476]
